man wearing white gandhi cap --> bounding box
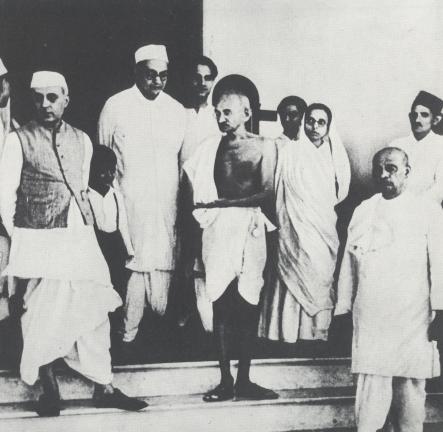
[98,44,186,345]
[0,70,147,415]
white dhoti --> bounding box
[202,207,272,306]
[183,136,275,308]
[4,201,121,385]
[122,270,172,342]
[355,374,426,432]
[20,278,116,385]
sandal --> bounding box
[202,382,234,402]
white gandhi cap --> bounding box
[30,71,68,93]
[0,57,7,76]
[134,44,168,64]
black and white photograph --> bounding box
[1,0,443,431]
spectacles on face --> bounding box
[145,70,168,82]
[306,117,327,127]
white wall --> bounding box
[203,0,443,185]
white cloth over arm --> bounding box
[180,105,220,167]
[275,133,350,316]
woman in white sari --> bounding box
[259,103,351,343]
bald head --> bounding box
[372,147,410,199]
[213,89,251,110]
[214,90,251,135]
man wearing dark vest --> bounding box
[0,70,147,416]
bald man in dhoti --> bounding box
[0,71,146,415]
[183,87,278,402]
[98,44,186,343]
[390,90,443,203]
[259,103,351,343]
[335,147,443,432]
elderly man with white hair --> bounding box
[98,44,186,344]
[0,70,147,416]
[183,86,279,402]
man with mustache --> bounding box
[335,147,443,432]
[390,91,443,203]
[183,87,278,402]
[98,45,186,347]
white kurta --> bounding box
[390,131,443,203]
[0,129,121,385]
[98,86,186,273]
[336,192,443,378]
[180,104,220,166]
[88,187,134,256]
[259,132,350,342]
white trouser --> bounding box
[123,270,172,342]
[355,373,426,432]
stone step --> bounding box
[0,357,353,404]
[1,388,443,432]
[295,426,443,432]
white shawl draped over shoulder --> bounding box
[183,135,275,305]
[275,124,351,316]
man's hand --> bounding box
[428,311,443,342]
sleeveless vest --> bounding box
[15,120,93,229]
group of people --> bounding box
[0,43,443,432]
